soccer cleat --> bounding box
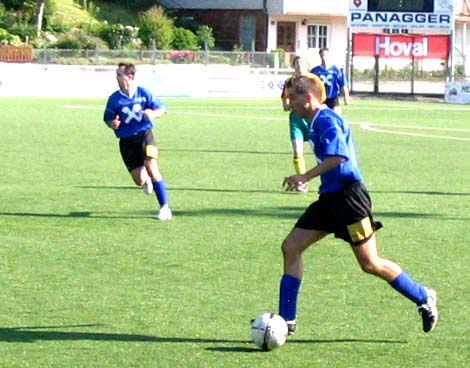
[418,288,438,333]
[142,177,153,195]
[156,206,173,221]
[286,320,297,335]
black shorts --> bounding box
[119,130,158,172]
[295,182,383,246]
[325,96,340,109]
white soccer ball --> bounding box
[251,313,288,351]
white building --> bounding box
[158,0,470,74]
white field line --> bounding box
[62,105,470,141]
[360,123,470,141]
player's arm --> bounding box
[338,68,351,105]
[103,103,121,130]
[281,78,293,111]
[143,107,167,120]
[342,85,351,105]
[283,156,345,190]
[107,115,121,130]
[143,94,168,120]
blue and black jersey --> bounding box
[311,65,348,99]
[308,106,362,194]
[103,86,167,138]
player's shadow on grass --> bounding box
[0,325,250,345]
[206,338,407,353]
[77,185,285,195]
[0,325,406,353]
[371,189,470,197]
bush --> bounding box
[98,23,139,49]
[0,27,22,45]
[138,6,174,49]
[173,27,198,50]
[50,28,95,49]
[8,22,36,42]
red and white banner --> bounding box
[352,33,450,59]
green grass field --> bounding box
[1,97,469,367]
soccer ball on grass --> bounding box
[251,313,288,351]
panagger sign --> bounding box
[348,0,454,31]
[352,34,450,60]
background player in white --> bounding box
[103,63,172,220]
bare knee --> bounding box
[281,238,301,258]
[359,260,378,275]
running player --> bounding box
[103,63,172,220]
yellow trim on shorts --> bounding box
[145,145,158,159]
[347,217,374,243]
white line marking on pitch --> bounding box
[360,123,470,141]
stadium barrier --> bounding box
[0,63,292,98]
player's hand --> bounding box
[109,115,121,130]
[283,174,305,191]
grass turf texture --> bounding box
[0,97,469,367]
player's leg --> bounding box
[120,135,153,194]
[289,113,308,192]
[279,227,327,334]
[351,235,438,332]
[142,130,172,220]
[129,165,153,193]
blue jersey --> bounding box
[103,86,166,138]
[308,106,362,194]
[311,65,347,99]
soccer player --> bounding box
[281,55,326,192]
[278,75,438,335]
[103,63,172,221]
[311,47,350,115]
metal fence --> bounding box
[3,47,467,95]
[32,48,287,68]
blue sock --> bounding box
[390,271,427,305]
[153,179,168,206]
[279,274,301,321]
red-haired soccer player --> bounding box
[278,75,438,336]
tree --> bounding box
[196,25,215,50]
[138,6,174,49]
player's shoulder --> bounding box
[107,90,124,103]
[136,85,153,96]
[311,65,323,73]
[315,106,343,125]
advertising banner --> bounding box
[352,33,450,60]
[348,0,454,31]
[445,82,470,104]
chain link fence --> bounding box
[32,48,290,68]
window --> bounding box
[239,14,256,51]
[307,25,328,49]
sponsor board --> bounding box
[349,0,454,31]
[445,82,470,104]
[352,34,450,59]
